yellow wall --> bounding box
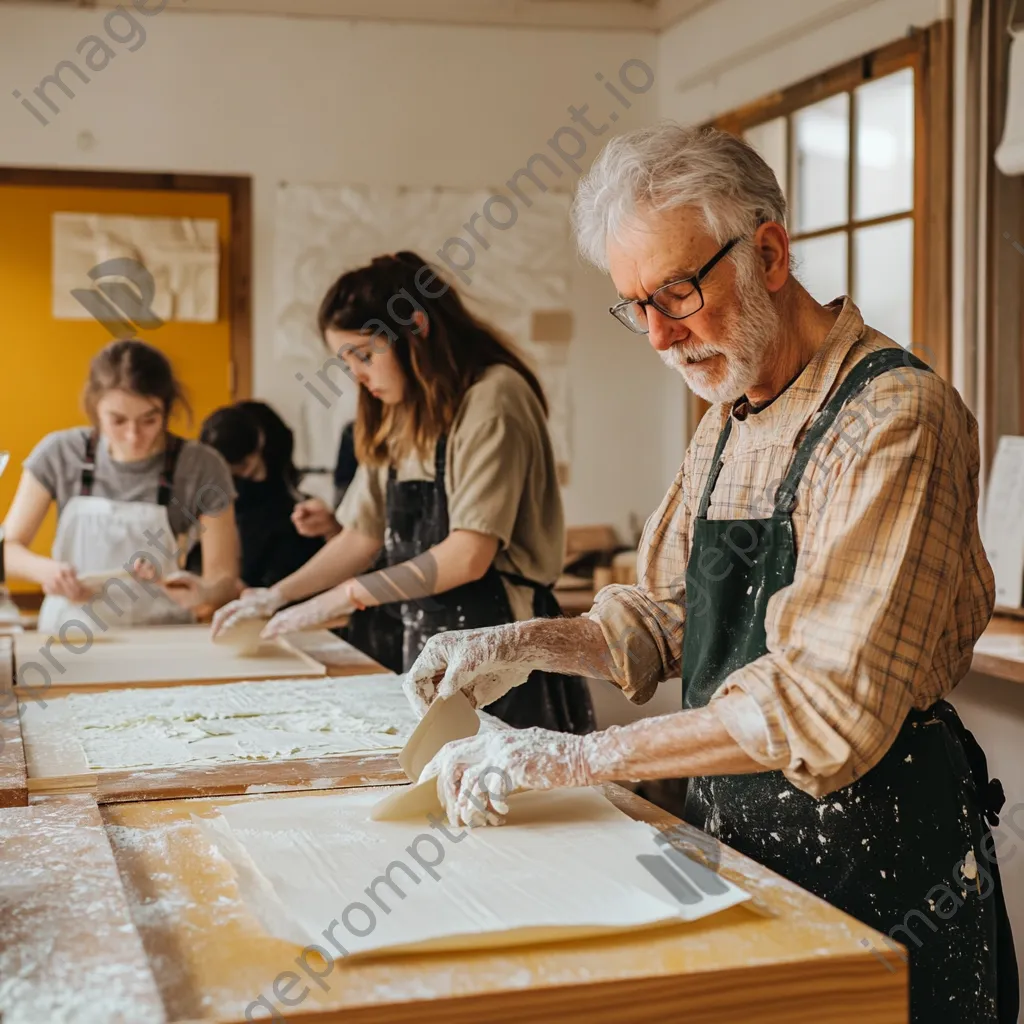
[0,184,233,591]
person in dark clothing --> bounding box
[333,421,358,508]
[188,402,323,589]
[290,421,357,540]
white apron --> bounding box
[38,434,195,633]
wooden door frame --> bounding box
[0,166,253,400]
[685,21,953,443]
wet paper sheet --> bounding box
[194,787,749,959]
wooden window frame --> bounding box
[0,166,253,400]
[686,22,953,441]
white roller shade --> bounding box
[995,27,1024,174]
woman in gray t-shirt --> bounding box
[2,340,239,634]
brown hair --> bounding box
[317,251,546,466]
[83,339,191,426]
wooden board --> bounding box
[0,714,28,807]
[0,636,28,806]
[19,674,415,802]
[12,623,328,694]
[101,785,907,1024]
[286,627,393,677]
[0,794,167,1023]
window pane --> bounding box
[791,93,849,233]
[744,117,788,201]
[854,219,913,346]
[791,232,848,305]
[855,68,914,220]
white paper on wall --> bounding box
[52,213,220,322]
[982,435,1024,607]
[272,183,574,475]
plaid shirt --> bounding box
[590,298,994,798]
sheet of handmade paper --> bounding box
[52,212,219,322]
[194,787,749,958]
[22,675,416,774]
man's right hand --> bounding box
[291,499,341,539]
[210,587,286,638]
[40,561,94,603]
[403,624,537,717]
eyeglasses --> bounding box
[609,237,742,334]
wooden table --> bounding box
[100,784,907,1024]
[288,627,389,677]
[0,637,27,807]
[0,610,909,1024]
[19,674,414,803]
[0,794,166,1023]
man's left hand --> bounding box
[419,726,595,828]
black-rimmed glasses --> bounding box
[609,237,742,334]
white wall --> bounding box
[657,0,950,124]
[0,3,667,539]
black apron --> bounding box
[681,348,1018,1023]
[346,436,594,734]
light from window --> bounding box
[855,219,914,346]
[791,93,850,233]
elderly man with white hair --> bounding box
[405,124,1018,1023]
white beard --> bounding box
[660,263,781,404]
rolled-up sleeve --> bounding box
[587,466,690,704]
[447,415,529,545]
[711,412,984,797]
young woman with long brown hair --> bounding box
[3,339,239,631]
[213,252,593,733]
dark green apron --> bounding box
[681,348,1018,1024]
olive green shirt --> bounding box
[337,364,565,621]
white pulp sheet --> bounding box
[195,787,749,959]
[51,675,416,771]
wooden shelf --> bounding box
[970,613,1024,684]
[555,587,597,617]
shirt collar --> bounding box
[729,296,866,442]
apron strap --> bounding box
[386,435,449,485]
[157,435,184,507]
[79,431,99,497]
[696,416,734,519]
[433,434,448,483]
[80,432,184,506]
[774,347,932,514]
